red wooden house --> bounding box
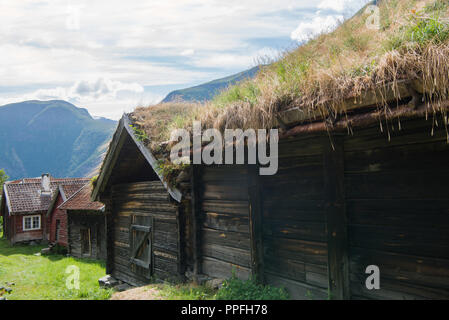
[0,174,89,245]
[46,182,89,246]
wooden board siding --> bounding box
[49,195,68,246]
[11,213,44,244]
[111,181,180,286]
[343,118,449,300]
[260,137,329,300]
[68,212,106,260]
[199,166,251,280]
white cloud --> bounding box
[291,15,343,42]
[181,49,195,56]
[0,0,370,119]
[318,0,369,13]
[31,78,143,101]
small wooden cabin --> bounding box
[91,117,185,286]
[59,183,106,260]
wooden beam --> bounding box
[190,165,202,280]
[248,165,265,282]
[277,79,416,127]
[323,135,350,300]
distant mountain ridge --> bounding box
[0,100,116,180]
[162,66,261,103]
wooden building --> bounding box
[93,79,449,299]
[91,118,184,285]
[59,183,106,260]
[0,175,89,245]
[46,181,90,246]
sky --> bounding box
[0,0,370,120]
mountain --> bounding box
[162,66,261,103]
[0,100,116,180]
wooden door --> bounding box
[80,228,91,256]
[129,215,153,279]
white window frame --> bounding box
[23,215,41,231]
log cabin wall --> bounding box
[198,165,252,280]
[259,136,329,300]
[110,181,181,286]
[343,118,449,300]
[68,212,106,260]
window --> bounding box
[23,215,41,231]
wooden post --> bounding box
[248,165,265,282]
[323,136,350,300]
[190,165,202,280]
[102,196,114,276]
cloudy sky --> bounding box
[0,0,369,119]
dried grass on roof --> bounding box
[130,0,449,153]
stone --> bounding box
[205,278,225,290]
[29,241,38,246]
[41,248,51,255]
[114,283,132,292]
[98,275,119,289]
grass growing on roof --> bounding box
[0,238,112,300]
[129,0,449,176]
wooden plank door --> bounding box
[130,215,153,279]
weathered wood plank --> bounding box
[323,136,349,299]
[202,243,251,268]
[202,212,249,233]
[202,256,251,280]
[202,227,250,250]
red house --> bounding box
[46,183,90,246]
[0,174,89,245]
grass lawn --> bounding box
[0,236,112,300]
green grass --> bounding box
[135,277,289,300]
[215,275,289,300]
[153,283,217,300]
[0,237,112,300]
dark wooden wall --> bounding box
[194,116,449,300]
[68,212,106,260]
[344,118,449,299]
[259,137,329,300]
[110,181,181,286]
[198,166,252,280]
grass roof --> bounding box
[130,0,449,153]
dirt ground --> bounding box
[110,286,164,300]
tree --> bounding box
[0,169,7,188]
[0,169,8,236]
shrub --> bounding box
[215,274,289,300]
[406,15,449,45]
[90,175,98,188]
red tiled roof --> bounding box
[4,177,90,214]
[59,183,104,212]
[60,184,86,200]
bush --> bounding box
[215,274,289,300]
[406,15,449,45]
[53,244,68,255]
